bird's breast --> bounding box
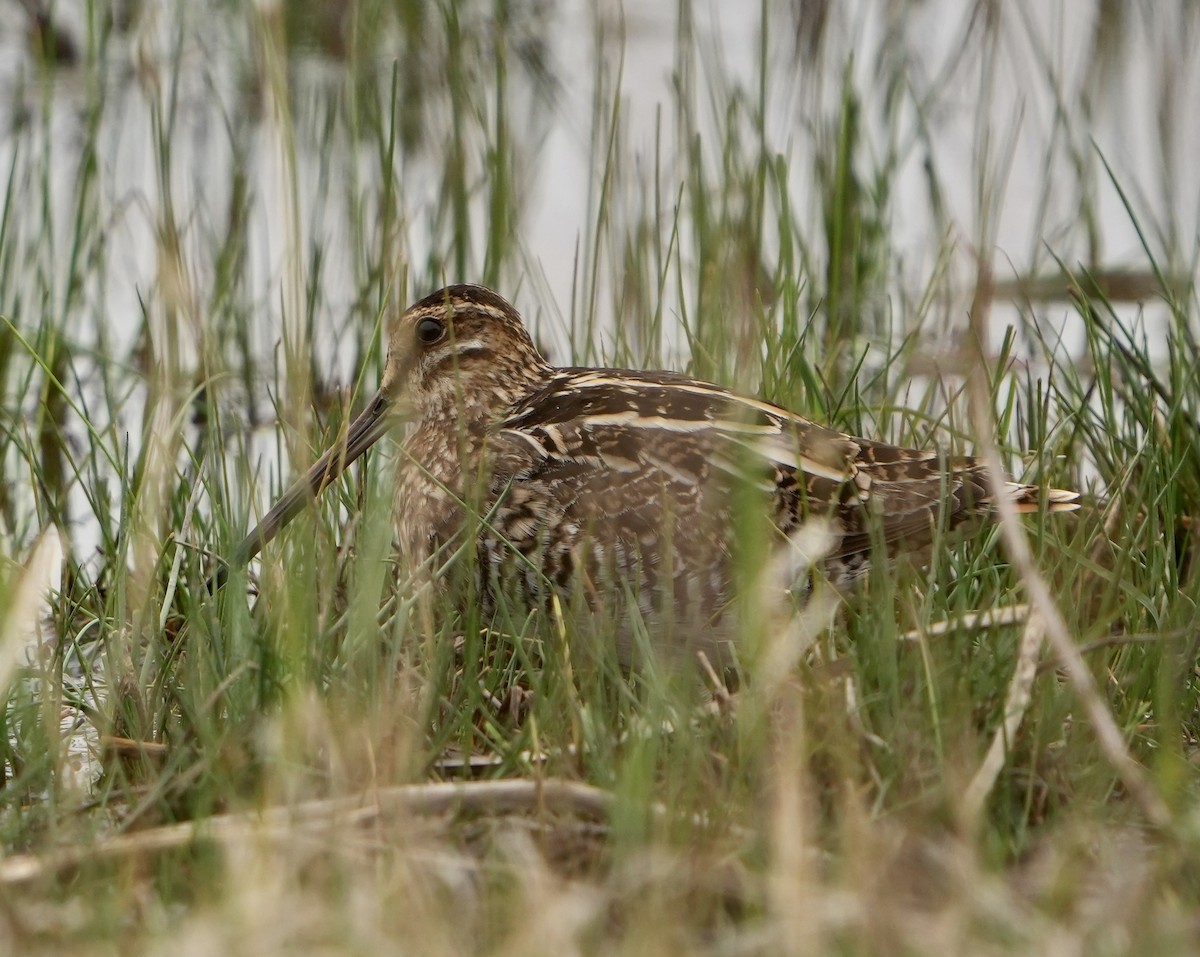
[392,424,492,564]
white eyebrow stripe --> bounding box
[419,300,515,325]
[459,304,514,323]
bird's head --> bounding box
[222,284,548,574]
[379,284,549,420]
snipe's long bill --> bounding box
[218,284,1079,638]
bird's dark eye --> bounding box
[415,316,445,345]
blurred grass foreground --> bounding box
[2,1,1200,954]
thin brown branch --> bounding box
[0,779,614,886]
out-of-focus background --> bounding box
[1,2,1198,954]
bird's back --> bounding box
[459,367,1065,647]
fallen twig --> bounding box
[0,778,613,886]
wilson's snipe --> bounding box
[224,284,1078,657]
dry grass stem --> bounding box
[963,609,1046,821]
[900,604,1031,642]
[967,263,1170,829]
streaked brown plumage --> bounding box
[225,284,1078,658]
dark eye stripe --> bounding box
[426,343,493,377]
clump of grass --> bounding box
[2,2,1200,955]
